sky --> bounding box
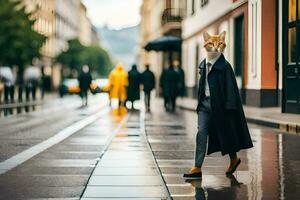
[82,0,142,29]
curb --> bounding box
[178,105,300,134]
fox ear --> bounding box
[203,31,211,42]
[219,31,226,41]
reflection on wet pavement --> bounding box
[82,113,169,199]
[144,99,300,200]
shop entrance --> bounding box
[283,0,300,113]
[234,14,245,103]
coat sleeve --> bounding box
[151,73,156,89]
[124,72,129,87]
[159,73,164,88]
[225,64,238,110]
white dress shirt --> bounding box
[205,54,221,97]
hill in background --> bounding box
[97,25,140,70]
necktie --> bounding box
[205,63,211,97]
[207,63,212,73]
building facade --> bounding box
[79,2,92,46]
[140,0,186,91]
[21,0,56,72]
[140,0,165,79]
[181,0,298,114]
[55,0,80,55]
[91,25,100,46]
[22,0,98,89]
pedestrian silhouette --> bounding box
[127,64,141,110]
[78,65,92,107]
[107,63,128,111]
[141,64,155,112]
[165,65,180,112]
[159,67,168,111]
[174,61,186,97]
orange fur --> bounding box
[203,31,226,52]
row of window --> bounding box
[289,0,300,22]
[189,0,209,16]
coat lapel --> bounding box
[211,54,226,71]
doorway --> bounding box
[283,0,300,114]
[234,14,246,103]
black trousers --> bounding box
[4,85,14,103]
[168,96,177,112]
[144,91,151,110]
[163,96,168,110]
[80,89,88,105]
[25,85,36,101]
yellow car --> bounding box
[59,78,108,97]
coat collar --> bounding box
[199,54,226,70]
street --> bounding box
[0,96,299,199]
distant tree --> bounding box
[56,39,84,73]
[81,45,113,76]
[56,39,113,77]
[0,0,47,83]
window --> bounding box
[191,0,195,15]
[201,0,209,8]
[289,0,296,22]
[288,27,297,63]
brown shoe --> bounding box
[183,167,202,179]
[226,158,241,175]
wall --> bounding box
[183,0,232,39]
[79,3,92,46]
[182,1,248,96]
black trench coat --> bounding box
[127,68,141,101]
[196,54,253,155]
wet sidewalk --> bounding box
[81,112,169,199]
[177,97,300,134]
[144,99,300,199]
[1,98,300,199]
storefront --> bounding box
[283,0,300,114]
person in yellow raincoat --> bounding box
[104,63,128,108]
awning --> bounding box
[144,36,182,52]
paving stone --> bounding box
[93,167,158,176]
[82,186,166,198]
[97,160,155,167]
[88,175,161,186]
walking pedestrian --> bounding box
[78,65,92,107]
[165,65,180,112]
[183,31,253,179]
[127,64,141,110]
[159,67,168,111]
[141,64,155,112]
[107,63,128,108]
[174,61,186,97]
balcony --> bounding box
[161,8,184,35]
[161,8,184,26]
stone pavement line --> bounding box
[79,113,130,199]
[81,111,169,199]
[0,107,110,175]
[140,109,173,200]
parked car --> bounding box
[59,79,80,97]
[90,78,109,94]
[59,78,108,97]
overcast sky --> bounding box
[82,0,142,29]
